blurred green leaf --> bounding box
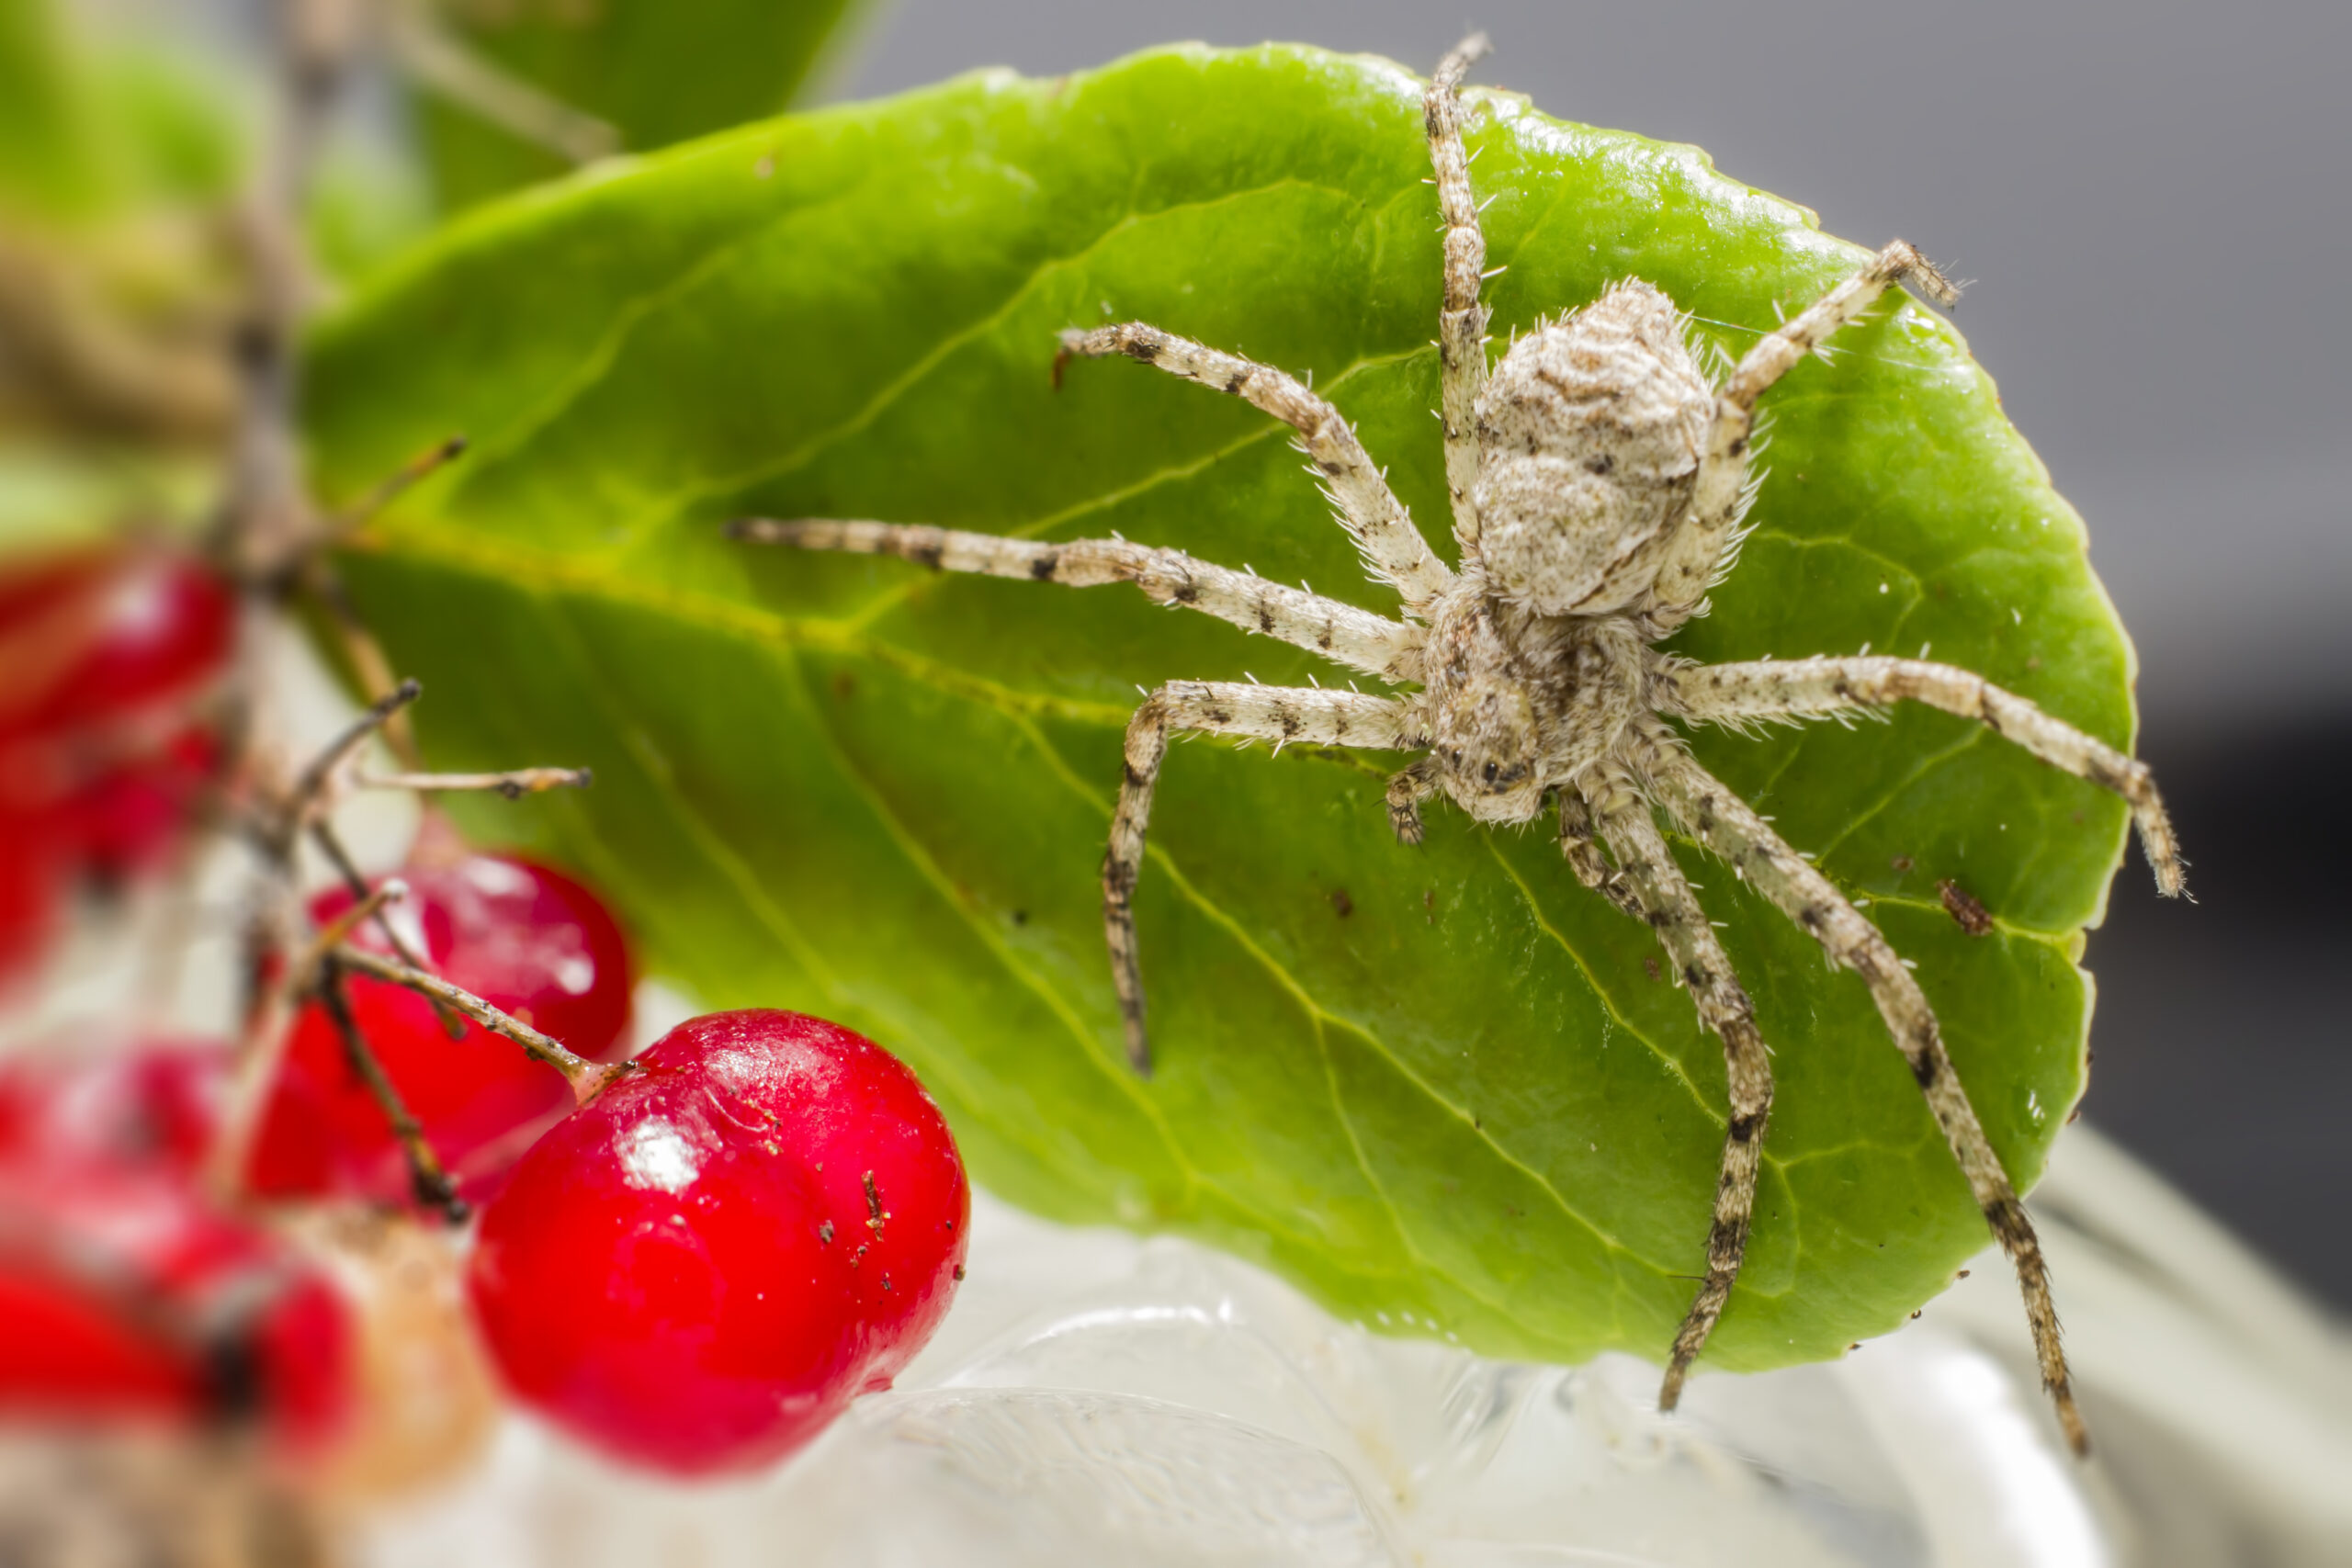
[0,0,107,220]
[0,0,247,225]
[416,0,870,209]
[305,46,2137,1373]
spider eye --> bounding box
[1483,761,1499,784]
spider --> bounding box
[730,34,2184,1455]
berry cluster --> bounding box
[0,546,235,986]
[249,850,635,1205]
[0,1041,352,1451]
[0,547,970,1478]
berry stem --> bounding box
[287,678,423,823]
[283,875,406,994]
[330,944,637,1106]
[307,818,458,1043]
[356,766,593,799]
[204,902,303,1208]
[295,560,424,767]
[316,958,467,1223]
[334,434,471,535]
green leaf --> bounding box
[0,0,103,220]
[419,0,869,210]
[0,0,249,226]
[303,46,2136,1373]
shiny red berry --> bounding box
[466,1010,968,1475]
[248,853,634,1204]
[0,546,234,740]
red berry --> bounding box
[247,853,633,1204]
[0,1040,227,1176]
[0,806,63,991]
[0,547,234,741]
[0,547,231,950]
[466,1010,968,1475]
[0,1122,353,1450]
[55,724,222,887]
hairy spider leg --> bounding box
[1671,655,2186,896]
[1108,682,1419,1074]
[729,519,1425,683]
[1577,769,1777,1411]
[1555,791,1628,908]
[1638,734,2089,1455]
[1427,31,1493,551]
[1056,324,1455,615]
[1648,241,1960,626]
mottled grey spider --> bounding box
[731,35,2184,1454]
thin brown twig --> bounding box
[203,895,303,1206]
[332,944,638,1107]
[307,815,460,1040]
[283,876,405,995]
[384,1,619,164]
[210,0,356,582]
[288,677,423,821]
[317,958,467,1223]
[297,560,423,766]
[306,817,415,964]
[357,767,593,799]
[335,434,469,533]
[294,432,469,766]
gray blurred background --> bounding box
[831,0,2352,1307]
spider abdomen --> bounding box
[1474,279,1712,616]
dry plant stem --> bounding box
[385,0,619,164]
[283,879,404,996]
[307,817,459,1042]
[288,679,423,825]
[331,945,635,1107]
[203,897,303,1206]
[298,435,471,766]
[287,683,445,1004]
[204,0,358,859]
[212,0,354,582]
[336,435,470,532]
[316,961,465,1222]
[357,767,593,799]
[0,226,237,445]
[296,564,423,767]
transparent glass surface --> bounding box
[359,1187,2116,1568]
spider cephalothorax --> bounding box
[733,35,2184,1457]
